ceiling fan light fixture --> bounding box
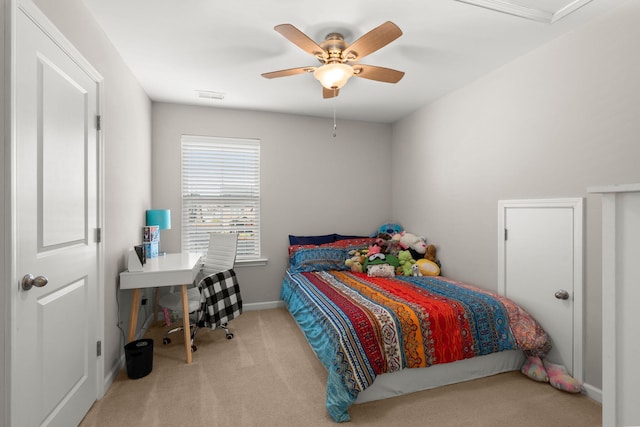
[313,63,354,90]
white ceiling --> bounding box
[81,0,620,123]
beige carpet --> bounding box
[80,308,601,427]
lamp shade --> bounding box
[313,63,354,90]
[146,209,171,230]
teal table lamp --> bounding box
[146,209,171,255]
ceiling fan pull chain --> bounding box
[333,90,338,138]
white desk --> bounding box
[120,252,202,364]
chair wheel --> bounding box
[191,344,197,352]
[226,333,234,340]
[163,337,171,345]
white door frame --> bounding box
[497,198,583,381]
[6,0,105,423]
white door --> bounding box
[11,2,101,426]
[498,199,583,380]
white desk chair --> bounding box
[159,232,239,350]
[202,232,238,276]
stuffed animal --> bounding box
[411,263,422,277]
[424,244,437,263]
[345,257,363,273]
[368,244,382,255]
[367,264,395,278]
[397,250,416,276]
[378,223,403,236]
[363,252,399,273]
[399,232,428,258]
[345,249,366,273]
[415,258,440,276]
[381,233,402,256]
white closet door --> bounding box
[498,199,583,378]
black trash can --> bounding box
[124,339,153,379]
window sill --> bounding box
[236,258,268,267]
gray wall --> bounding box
[32,0,153,388]
[390,1,640,391]
[152,103,393,304]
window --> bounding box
[181,135,261,260]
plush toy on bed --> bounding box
[385,234,402,256]
[363,252,399,277]
[345,249,366,273]
[367,264,395,278]
[397,250,417,276]
[415,258,440,276]
[398,232,428,260]
[368,243,382,255]
[411,263,422,277]
[424,244,438,263]
[378,223,403,236]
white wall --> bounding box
[32,0,152,388]
[1,1,7,424]
[391,1,640,391]
[152,103,393,303]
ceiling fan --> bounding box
[262,21,405,98]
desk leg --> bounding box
[180,284,193,364]
[128,288,141,343]
[154,288,160,325]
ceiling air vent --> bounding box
[196,90,225,100]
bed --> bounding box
[280,237,550,422]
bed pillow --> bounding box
[334,234,368,241]
[326,237,377,249]
[288,238,377,273]
[288,234,336,246]
[289,244,349,273]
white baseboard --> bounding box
[102,353,125,397]
[243,300,285,311]
[582,382,602,403]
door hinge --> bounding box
[96,115,101,131]
[97,340,102,357]
[96,228,102,243]
[504,229,508,241]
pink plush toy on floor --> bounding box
[520,354,583,393]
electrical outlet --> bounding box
[141,297,148,306]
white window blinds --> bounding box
[181,135,261,260]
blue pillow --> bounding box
[334,234,368,241]
[289,234,336,246]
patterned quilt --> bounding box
[280,270,550,422]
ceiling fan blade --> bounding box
[353,64,405,83]
[261,66,315,79]
[274,24,327,60]
[323,87,339,99]
[342,21,402,62]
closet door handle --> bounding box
[554,289,569,300]
[21,274,48,291]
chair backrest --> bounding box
[202,232,238,275]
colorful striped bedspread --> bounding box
[280,270,550,422]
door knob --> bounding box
[21,274,48,291]
[554,289,570,300]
